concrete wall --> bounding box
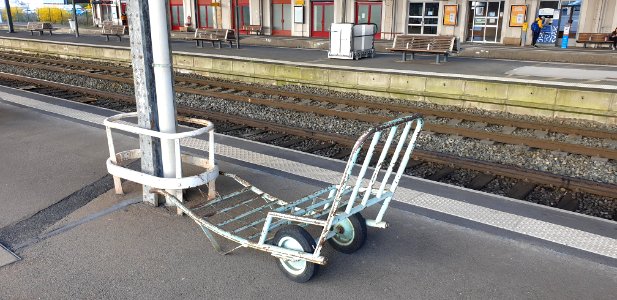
[1,37,615,124]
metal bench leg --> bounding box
[402,52,406,61]
[435,54,440,64]
[410,53,414,60]
[211,41,215,48]
[444,54,448,62]
[119,35,122,42]
[106,35,110,42]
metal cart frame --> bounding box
[152,114,424,282]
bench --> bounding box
[387,35,455,64]
[576,33,612,48]
[26,22,56,35]
[241,24,263,35]
[101,21,127,42]
[193,28,236,48]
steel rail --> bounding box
[2,52,616,141]
[3,58,616,161]
[1,72,614,200]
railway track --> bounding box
[2,52,616,162]
[0,71,615,220]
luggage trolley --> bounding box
[154,115,424,282]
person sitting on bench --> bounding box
[610,27,617,50]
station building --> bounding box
[91,0,617,47]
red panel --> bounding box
[311,2,334,38]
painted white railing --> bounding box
[104,112,218,202]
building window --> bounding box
[272,0,292,35]
[356,1,382,39]
[407,2,439,35]
[312,1,334,38]
[232,0,250,32]
[169,0,184,30]
[197,0,215,28]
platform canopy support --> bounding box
[127,0,167,206]
[3,0,14,33]
[127,0,179,205]
[148,0,181,204]
[71,0,80,37]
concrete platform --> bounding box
[0,84,616,297]
[2,31,617,124]
[2,24,616,65]
[1,31,616,86]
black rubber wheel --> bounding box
[327,213,367,254]
[273,225,319,283]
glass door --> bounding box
[231,0,250,33]
[272,0,292,36]
[355,1,382,39]
[197,0,215,29]
[557,1,581,39]
[467,1,504,42]
[407,2,439,35]
[169,0,184,30]
[311,1,334,38]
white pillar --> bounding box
[148,0,179,201]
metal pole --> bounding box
[148,0,180,204]
[234,0,240,48]
[71,0,80,37]
[127,0,163,205]
[3,0,14,33]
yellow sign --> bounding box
[211,3,220,7]
[443,5,458,26]
[522,22,528,31]
[295,0,304,5]
[509,5,527,27]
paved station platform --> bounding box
[0,82,616,297]
[2,23,617,65]
[1,31,617,87]
[2,31,617,124]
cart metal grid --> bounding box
[153,114,424,282]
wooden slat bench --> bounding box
[241,24,263,35]
[576,33,612,48]
[101,21,127,42]
[26,22,57,35]
[387,35,455,64]
[193,28,236,48]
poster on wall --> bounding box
[509,5,527,27]
[443,5,458,26]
